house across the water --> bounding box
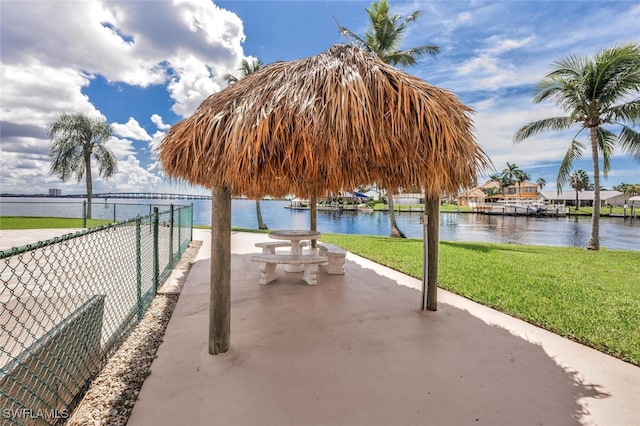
[538,191,627,208]
[457,180,539,206]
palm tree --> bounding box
[225,58,268,230]
[500,162,525,199]
[587,183,606,191]
[484,187,501,202]
[486,173,504,200]
[497,176,513,200]
[613,183,629,197]
[337,0,439,238]
[514,43,640,250]
[224,58,264,84]
[47,112,117,219]
[501,162,520,182]
[569,169,590,210]
[614,182,640,203]
[498,162,521,200]
[536,177,547,191]
[515,169,531,199]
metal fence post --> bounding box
[153,207,159,293]
[190,203,194,242]
[136,216,143,321]
[178,206,182,253]
[82,201,87,228]
[148,204,153,233]
[113,203,116,223]
[169,204,174,267]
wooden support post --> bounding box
[210,187,231,355]
[420,214,428,310]
[310,192,317,249]
[424,197,440,311]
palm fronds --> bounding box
[513,116,576,143]
[557,139,586,190]
[47,112,116,183]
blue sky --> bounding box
[1,0,639,196]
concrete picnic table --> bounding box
[268,230,321,272]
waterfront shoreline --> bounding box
[1,197,638,251]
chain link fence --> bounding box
[0,200,192,228]
[0,205,193,425]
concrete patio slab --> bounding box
[126,229,640,426]
[0,228,84,251]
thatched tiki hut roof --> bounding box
[159,44,490,354]
[160,44,488,198]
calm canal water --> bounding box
[2,197,639,251]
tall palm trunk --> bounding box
[587,127,600,250]
[256,200,268,230]
[85,150,93,219]
[387,194,406,238]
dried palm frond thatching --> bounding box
[159,44,489,198]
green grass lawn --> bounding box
[4,218,639,365]
[370,203,636,216]
[568,206,638,216]
[0,216,112,229]
[319,233,640,366]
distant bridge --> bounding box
[51,192,213,200]
[1,192,213,200]
[2,193,286,200]
[93,192,211,200]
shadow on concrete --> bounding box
[129,252,611,426]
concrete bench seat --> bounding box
[254,240,309,254]
[250,253,327,286]
[316,243,346,275]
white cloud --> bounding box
[112,117,153,141]
[151,114,171,131]
[149,131,166,154]
[468,94,574,170]
[486,36,533,55]
[458,55,498,76]
[455,36,533,89]
[0,0,246,194]
[1,0,245,92]
[106,137,137,160]
[0,151,48,194]
[0,63,100,127]
[103,155,162,192]
[167,55,224,117]
[457,12,471,23]
[2,0,245,118]
[105,0,245,116]
[456,55,518,90]
[2,1,162,87]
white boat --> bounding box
[470,200,568,216]
[284,199,310,210]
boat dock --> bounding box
[471,202,568,217]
